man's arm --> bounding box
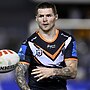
[31,59,78,81]
[15,63,30,90]
[53,60,78,79]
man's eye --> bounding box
[39,15,44,18]
[47,14,51,17]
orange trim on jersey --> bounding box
[65,58,78,61]
[34,57,41,64]
[37,29,59,43]
[19,61,30,65]
[35,42,65,60]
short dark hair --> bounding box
[36,2,57,15]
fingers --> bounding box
[31,68,45,81]
[34,73,43,78]
[31,70,41,75]
[36,75,45,81]
[31,66,51,81]
[32,68,40,72]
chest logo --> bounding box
[36,49,43,57]
[47,44,56,49]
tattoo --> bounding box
[53,66,77,79]
[15,63,30,90]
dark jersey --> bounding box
[18,29,78,90]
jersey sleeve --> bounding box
[18,40,32,65]
[64,36,78,60]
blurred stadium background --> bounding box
[0,0,90,90]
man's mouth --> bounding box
[43,24,49,26]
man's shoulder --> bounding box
[59,30,71,37]
[58,29,76,42]
[21,32,37,45]
[27,31,38,42]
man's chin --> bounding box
[42,29,50,32]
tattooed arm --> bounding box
[31,59,78,81]
[15,63,30,90]
[53,60,78,79]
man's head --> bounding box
[35,2,58,32]
[36,2,57,15]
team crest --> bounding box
[36,49,43,57]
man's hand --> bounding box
[31,66,54,81]
[31,60,77,81]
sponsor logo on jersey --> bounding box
[72,41,77,57]
[47,44,56,49]
[18,45,27,60]
[36,49,43,57]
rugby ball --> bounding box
[0,49,20,73]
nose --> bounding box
[43,16,47,22]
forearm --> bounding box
[52,66,77,79]
[15,63,30,90]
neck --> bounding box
[39,28,56,37]
[38,28,58,42]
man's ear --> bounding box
[36,16,37,21]
[55,14,58,20]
